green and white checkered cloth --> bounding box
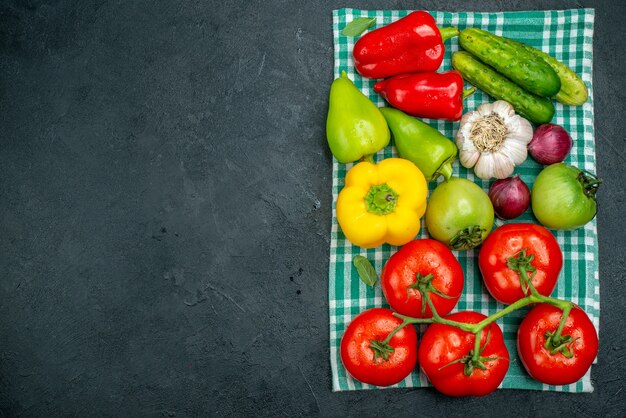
[329,8,597,393]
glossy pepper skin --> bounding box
[379,107,457,181]
[326,71,390,163]
[374,71,474,121]
[337,158,428,248]
[353,11,459,79]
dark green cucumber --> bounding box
[452,51,555,124]
[459,28,561,97]
[499,37,588,105]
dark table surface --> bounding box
[1,0,625,416]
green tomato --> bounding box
[425,177,494,251]
[531,163,600,229]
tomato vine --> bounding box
[374,248,575,366]
[342,226,598,394]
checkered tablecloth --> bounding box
[329,8,598,393]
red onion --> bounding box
[528,124,573,165]
[488,175,530,220]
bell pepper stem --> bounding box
[361,154,375,163]
[365,183,398,215]
[462,87,477,100]
[439,26,460,42]
[436,158,454,181]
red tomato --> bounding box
[381,239,464,318]
[418,311,509,396]
[478,223,563,304]
[340,308,417,386]
[517,304,598,385]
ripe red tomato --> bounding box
[517,304,598,385]
[340,308,417,386]
[381,239,464,318]
[418,311,509,396]
[478,223,563,304]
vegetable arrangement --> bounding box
[328,10,600,396]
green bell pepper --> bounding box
[326,71,390,163]
[379,107,457,181]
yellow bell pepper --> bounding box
[337,158,428,248]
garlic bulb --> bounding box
[456,100,534,180]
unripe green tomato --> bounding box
[531,163,599,230]
[425,177,494,251]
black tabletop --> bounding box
[1,0,625,416]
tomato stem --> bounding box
[449,225,486,251]
[440,328,505,375]
[382,319,411,345]
[393,313,433,326]
[424,296,474,331]
[407,273,455,316]
[367,317,416,363]
[395,291,573,336]
[542,301,576,357]
[469,295,537,333]
[552,302,574,341]
[506,248,539,296]
[368,318,415,363]
[470,330,482,363]
[578,170,602,199]
[368,339,396,362]
[424,295,442,320]
[390,293,577,370]
[385,249,579,370]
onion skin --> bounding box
[528,124,573,165]
[488,175,531,220]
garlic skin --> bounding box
[456,100,534,180]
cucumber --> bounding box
[459,28,561,97]
[452,51,555,124]
[499,37,588,105]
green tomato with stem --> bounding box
[531,163,600,230]
[425,177,494,250]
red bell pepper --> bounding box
[373,71,475,121]
[353,11,458,79]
